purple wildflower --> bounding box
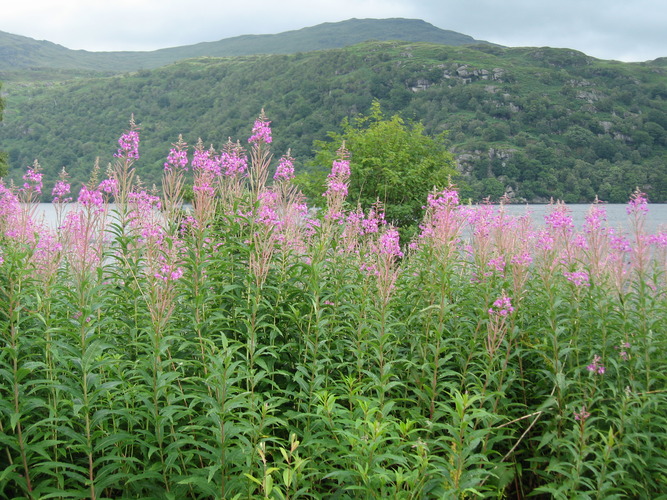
[626,189,648,216]
[115,129,140,159]
[52,180,72,203]
[98,178,118,196]
[78,185,104,208]
[248,112,272,144]
[587,354,606,375]
[618,342,631,361]
[378,228,403,258]
[545,202,574,232]
[564,270,590,287]
[22,164,43,195]
[218,142,248,177]
[510,252,533,266]
[426,189,459,210]
[649,231,667,247]
[574,406,590,422]
[274,152,295,181]
[487,256,506,275]
[164,143,189,172]
[489,295,514,317]
[584,204,607,233]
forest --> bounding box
[1,41,666,204]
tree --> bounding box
[312,100,458,234]
[0,82,7,177]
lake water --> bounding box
[494,203,667,234]
[28,202,667,234]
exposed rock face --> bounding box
[442,65,506,84]
[455,147,517,176]
[410,79,432,92]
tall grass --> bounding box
[1,115,666,499]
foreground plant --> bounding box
[0,113,666,498]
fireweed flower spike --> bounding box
[247,110,273,198]
[626,188,648,216]
[164,136,189,173]
[574,406,590,423]
[112,117,141,212]
[274,151,295,182]
[52,180,71,204]
[563,270,591,287]
[486,292,514,360]
[323,143,351,224]
[115,117,140,159]
[488,294,515,317]
[22,162,43,196]
[248,109,272,145]
[587,354,606,375]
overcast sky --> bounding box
[2,0,665,62]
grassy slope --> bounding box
[0,18,490,78]
[1,41,665,202]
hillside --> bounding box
[1,41,666,203]
[0,18,490,80]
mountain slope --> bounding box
[0,18,491,76]
[1,41,665,203]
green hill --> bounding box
[0,18,490,80]
[1,38,665,203]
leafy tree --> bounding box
[312,100,458,235]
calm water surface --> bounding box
[30,202,667,234]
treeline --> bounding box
[1,41,666,202]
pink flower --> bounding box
[329,159,350,178]
[378,228,403,258]
[217,145,248,177]
[510,252,533,266]
[115,129,140,159]
[564,270,590,287]
[584,205,607,233]
[626,189,648,215]
[164,147,189,172]
[78,185,104,208]
[587,354,605,375]
[425,189,459,210]
[98,178,118,196]
[248,114,272,144]
[649,231,667,248]
[574,405,590,422]
[489,295,514,316]
[256,189,281,226]
[324,180,348,197]
[617,342,631,361]
[22,165,43,195]
[545,203,573,232]
[487,256,506,274]
[274,153,295,181]
[52,180,71,203]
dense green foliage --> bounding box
[304,100,458,235]
[1,41,665,204]
[1,122,666,498]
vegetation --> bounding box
[0,18,487,75]
[0,82,6,177]
[1,117,666,498]
[303,100,458,237]
[1,40,665,204]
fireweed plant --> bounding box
[1,114,666,499]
